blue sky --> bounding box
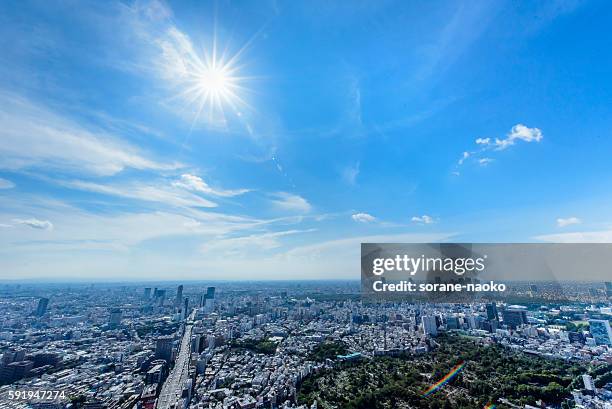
[1,0,612,280]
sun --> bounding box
[178,38,250,128]
[198,66,229,94]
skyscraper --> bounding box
[502,307,528,329]
[486,302,498,321]
[144,287,151,299]
[589,319,612,346]
[155,336,174,363]
[36,297,49,317]
[176,285,184,306]
[183,297,189,320]
[201,286,217,309]
[422,315,438,337]
[109,308,122,328]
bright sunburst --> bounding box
[175,34,252,128]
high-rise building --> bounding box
[35,297,49,317]
[502,308,528,329]
[0,360,33,384]
[605,282,612,298]
[486,303,498,321]
[176,285,184,306]
[144,287,151,299]
[109,308,122,328]
[446,316,459,330]
[422,315,438,337]
[154,289,166,306]
[182,297,189,320]
[201,286,217,309]
[155,336,174,363]
[589,319,612,346]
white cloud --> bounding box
[201,229,315,255]
[458,151,470,165]
[270,192,312,213]
[411,215,435,224]
[14,218,53,230]
[0,196,264,253]
[0,92,180,176]
[352,213,376,223]
[342,162,360,185]
[457,124,543,170]
[556,217,581,227]
[0,178,15,189]
[172,174,249,197]
[62,180,217,208]
[494,124,543,150]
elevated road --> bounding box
[156,314,194,408]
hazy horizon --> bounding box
[2,1,612,280]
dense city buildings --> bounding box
[0,281,610,408]
[589,320,612,346]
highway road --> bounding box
[156,315,194,409]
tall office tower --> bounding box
[183,297,189,320]
[446,316,459,330]
[605,282,612,297]
[144,287,151,299]
[502,307,528,329]
[176,285,184,306]
[486,302,499,321]
[421,315,438,337]
[109,308,122,328]
[155,289,166,306]
[155,336,174,363]
[200,286,216,308]
[204,296,215,311]
[589,319,612,346]
[36,297,49,317]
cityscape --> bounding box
[2,1,612,408]
[0,280,611,408]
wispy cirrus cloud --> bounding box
[60,179,217,208]
[13,218,53,230]
[201,229,316,255]
[342,162,360,185]
[270,192,312,213]
[0,92,180,176]
[0,178,15,189]
[172,174,250,197]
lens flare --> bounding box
[422,361,466,397]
